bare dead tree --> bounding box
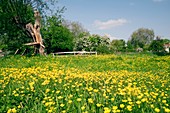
[25,10,45,55]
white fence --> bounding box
[52,51,97,57]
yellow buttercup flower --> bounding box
[96,103,102,107]
[81,106,86,111]
[88,98,93,104]
[112,106,118,110]
[127,105,132,111]
[77,98,82,102]
[60,103,65,107]
[120,104,125,108]
[155,108,160,112]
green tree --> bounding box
[129,28,155,49]
[149,39,164,53]
[110,39,125,52]
[42,16,74,53]
[0,0,64,53]
[149,37,170,55]
[126,40,134,52]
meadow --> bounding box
[0,54,170,113]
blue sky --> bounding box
[57,0,170,41]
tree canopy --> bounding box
[128,28,155,48]
[42,16,74,53]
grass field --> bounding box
[0,54,170,113]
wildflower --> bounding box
[116,109,121,112]
[56,90,60,94]
[61,110,66,113]
[103,93,107,97]
[14,94,19,97]
[45,89,50,93]
[88,87,93,91]
[141,98,147,102]
[112,106,118,110]
[122,99,128,103]
[150,104,154,108]
[42,80,50,85]
[7,108,17,113]
[77,98,82,102]
[155,108,160,112]
[94,89,99,93]
[104,107,111,113]
[164,108,170,112]
[48,109,53,113]
[58,96,63,100]
[127,105,132,111]
[88,98,93,104]
[81,106,86,111]
[96,103,102,107]
[68,100,72,104]
[120,104,125,108]
[137,95,143,99]
[17,105,21,109]
[68,94,73,98]
[162,100,167,104]
[60,103,65,107]
[136,100,141,105]
[111,98,115,102]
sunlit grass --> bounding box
[0,54,170,112]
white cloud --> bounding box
[152,0,164,2]
[104,34,120,40]
[94,19,128,30]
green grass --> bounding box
[0,54,170,113]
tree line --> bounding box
[0,0,169,55]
